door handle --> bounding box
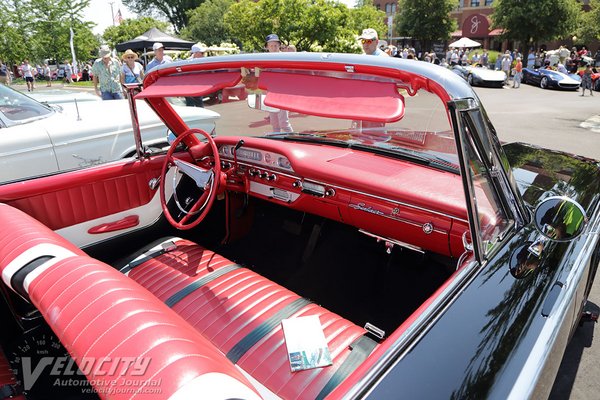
[88,215,140,234]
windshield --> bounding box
[0,85,53,125]
[166,68,458,171]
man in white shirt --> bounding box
[21,59,35,91]
[146,42,173,72]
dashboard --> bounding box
[216,137,469,258]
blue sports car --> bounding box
[522,67,581,90]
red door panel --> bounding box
[0,158,164,231]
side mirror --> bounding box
[533,196,587,242]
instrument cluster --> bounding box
[219,145,293,172]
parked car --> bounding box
[0,54,598,400]
[0,84,220,183]
[451,64,506,87]
[522,67,581,90]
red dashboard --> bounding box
[215,136,469,258]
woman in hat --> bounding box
[121,49,144,84]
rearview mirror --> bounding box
[246,93,280,113]
[533,196,587,242]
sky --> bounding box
[84,0,137,35]
[84,0,357,36]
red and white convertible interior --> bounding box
[0,58,495,399]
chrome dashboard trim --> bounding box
[350,203,448,235]
[221,158,469,224]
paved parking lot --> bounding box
[473,83,600,400]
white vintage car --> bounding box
[0,85,219,183]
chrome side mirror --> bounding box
[533,196,587,242]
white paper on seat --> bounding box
[281,315,332,372]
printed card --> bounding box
[281,315,332,372]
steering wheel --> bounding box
[160,128,221,230]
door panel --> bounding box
[0,157,170,247]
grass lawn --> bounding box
[68,81,94,87]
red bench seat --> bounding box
[124,237,375,399]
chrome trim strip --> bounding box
[359,229,425,253]
[351,203,448,234]
[223,160,469,224]
[249,181,300,202]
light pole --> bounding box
[109,1,115,26]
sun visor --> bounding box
[258,72,405,122]
[136,72,242,99]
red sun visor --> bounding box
[136,72,242,99]
[258,72,405,122]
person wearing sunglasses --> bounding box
[358,28,388,57]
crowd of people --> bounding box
[2,29,598,98]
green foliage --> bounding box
[575,0,600,45]
[348,0,387,39]
[394,0,458,46]
[0,0,98,68]
[491,0,580,50]
[103,17,170,49]
[182,0,236,45]
[122,0,204,33]
[224,0,383,53]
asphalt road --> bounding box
[473,83,600,400]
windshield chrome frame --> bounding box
[449,98,525,262]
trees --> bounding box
[575,0,600,46]
[348,0,387,41]
[121,0,203,33]
[491,0,580,54]
[182,0,236,45]
[223,0,384,53]
[103,17,170,49]
[0,0,98,68]
[393,0,458,51]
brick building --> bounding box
[371,0,596,53]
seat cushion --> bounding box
[125,238,373,400]
[27,255,261,400]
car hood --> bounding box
[50,99,220,135]
[504,142,600,215]
[28,90,101,105]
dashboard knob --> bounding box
[293,180,302,188]
[259,172,269,179]
[325,188,336,197]
[267,174,276,181]
[249,169,258,177]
